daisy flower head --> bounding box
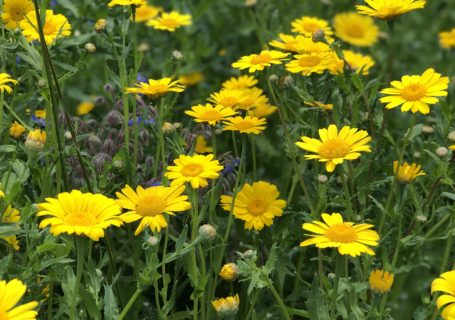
[37,190,123,241]
[147,11,192,32]
[232,50,289,73]
[2,0,34,29]
[439,28,455,49]
[223,116,267,135]
[333,12,379,47]
[380,68,449,115]
[285,51,335,76]
[393,161,425,183]
[300,213,380,257]
[0,73,18,94]
[220,181,286,231]
[0,279,38,319]
[369,270,394,293]
[20,10,71,45]
[356,0,426,20]
[222,75,258,90]
[116,184,191,235]
[291,16,334,38]
[125,77,185,98]
[165,154,223,189]
[431,270,455,320]
[185,103,237,126]
[296,124,372,172]
[108,0,145,7]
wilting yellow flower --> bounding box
[1,206,20,250]
[393,161,425,183]
[369,270,394,293]
[296,124,372,172]
[0,279,38,319]
[116,184,191,235]
[431,270,455,319]
[330,50,375,75]
[108,0,145,7]
[219,263,239,281]
[133,4,162,22]
[25,129,46,151]
[222,75,258,90]
[304,101,334,110]
[194,135,213,154]
[300,213,379,257]
[34,109,46,119]
[248,101,277,118]
[380,68,449,115]
[286,52,335,76]
[291,16,334,38]
[147,11,192,32]
[77,101,95,116]
[0,73,18,94]
[125,78,185,98]
[439,28,455,49]
[212,294,240,317]
[356,0,426,20]
[232,50,289,73]
[9,121,25,139]
[2,0,34,29]
[37,190,123,241]
[185,103,237,125]
[220,181,286,231]
[208,89,246,109]
[269,33,309,53]
[165,154,223,189]
[223,116,267,135]
[20,10,71,45]
[179,72,204,86]
[333,12,379,47]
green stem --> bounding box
[118,289,141,320]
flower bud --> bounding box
[25,129,46,151]
[84,42,96,53]
[199,224,217,241]
[94,19,107,33]
[219,263,238,281]
[436,146,448,158]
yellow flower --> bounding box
[194,135,213,154]
[212,294,240,317]
[269,33,308,53]
[207,89,246,109]
[185,103,237,125]
[356,0,426,20]
[300,213,379,257]
[232,50,289,73]
[304,101,334,110]
[220,181,286,231]
[125,78,185,98]
[34,109,46,119]
[0,279,38,319]
[219,263,239,281]
[20,10,71,45]
[222,75,258,90]
[0,73,18,94]
[431,270,455,320]
[333,12,379,47]
[393,161,425,183]
[380,68,449,115]
[222,116,267,135]
[165,154,223,189]
[286,52,334,76]
[116,184,191,235]
[37,190,123,241]
[329,50,375,75]
[369,270,394,293]
[291,16,334,38]
[248,101,278,118]
[1,0,34,29]
[178,72,204,86]
[9,121,26,139]
[440,28,455,49]
[25,129,46,151]
[108,0,145,7]
[77,101,95,116]
[296,124,372,172]
[133,4,162,22]
[147,11,192,32]
[1,206,20,250]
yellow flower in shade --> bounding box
[379,68,449,115]
[369,270,394,293]
[393,161,425,183]
[329,50,375,75]
[431,270,455,320]
[248,101,278,118]
[185,103,237,125]
[108,0,145,7]
[2,0,34,29]
[194,135,213,154]
[285,52,334,76]
[222,116,266,135]
[34,109,46,119]
[219,263,239,281]
[37,190,123,241]
[212,294,240,317]
[0,73,18,94]
[440,28,455,49]
[179,72,204,86]
[9,121,26,139]
[125,78,185,98]
[333,13,379,47]
[291,16,334,38]
[25,129,46,151]
[1,206,20,250]
[304,101,334,111]
[220,181,286,231]
[147,11,192,32]
[232,50,289,73]
[222,75,258,90]
[300,213,379,257]
[133,4,162,22]
[0,279,38,319]
[356,0,426,20]
[20,10,71,45]
[296,124,372,172]
[269,34,308,53]
[165,154,223,189]
[207,89,246,109]
[77,101,95,116]
[116,184,191,235]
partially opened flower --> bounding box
[369,270,394,293]
[125,78,185,98]
[1,0,34,29]
[0,279,38,319]
[20,10,71,45]
[185,103,237,125]
[0,73,18,94]
[431,270,455,319]
[333,12,379,47]
[147,11,192,32]
[222,116,266,134]
[356,0,426,20]
[393,161,425,183]
[232,50,289,73]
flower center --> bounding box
[347,25,365,38]
[325,223,357,243]
[401,83,427,101]
[250,54,272,65]
[234,120,254,130]
[136,195,167,216]
[247,199,268,216]
[318,138,351,159]
[299,55,321,67]
[43,21,56,35]
[202,110,223,121]
[65,211,97,226]
[182,163,204,177]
